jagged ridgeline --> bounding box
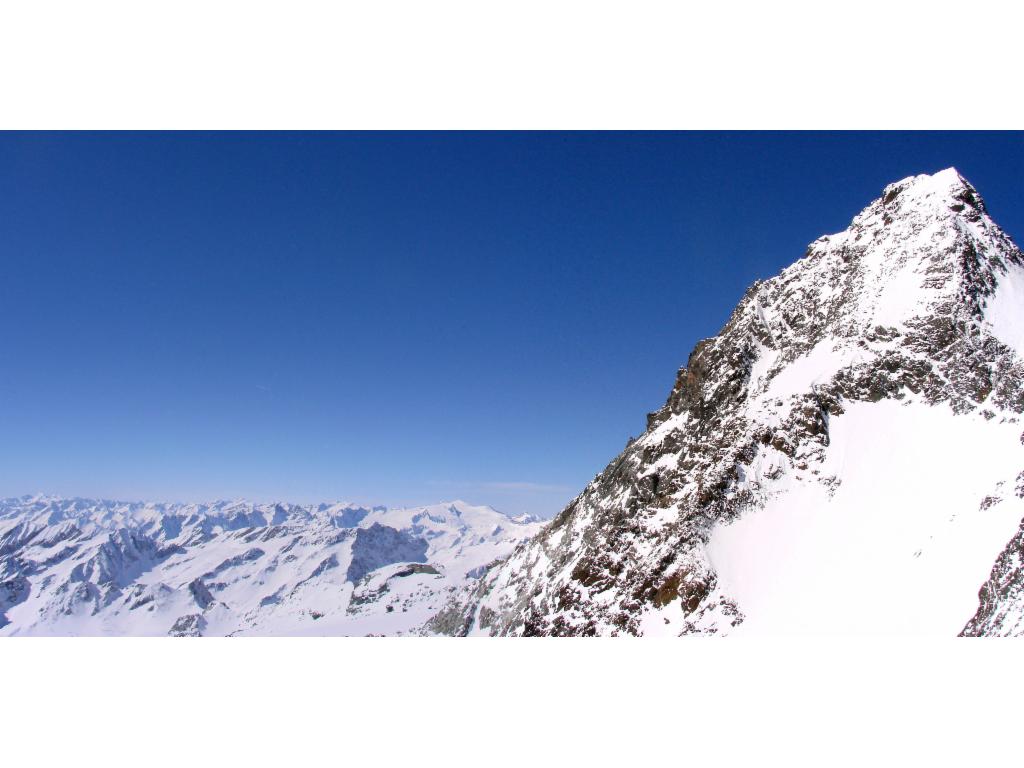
[439,168,1024,636]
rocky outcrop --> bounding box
[0,575,30,628]
[346,524,429,583]
[188,578,216,610]
[168,613,206,637]
[962,495,1024,636]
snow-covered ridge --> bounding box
[440,168,1024,636]
[0,497,543,636]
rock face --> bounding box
[442,168,1024,636]
[0,498,541,636]
[346,523,429,583]
[961,508,1024,636]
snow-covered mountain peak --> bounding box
[878,166,977,210]
[803,168,1008,313]
[692,168,1024,429]
[440,170,1024,637]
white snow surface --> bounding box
[707,401,1024,634]
[984,256,1024,360]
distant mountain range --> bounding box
[0,496,540,635]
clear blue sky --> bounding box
[2,132,1021,516]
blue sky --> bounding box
[1,132,1021,516]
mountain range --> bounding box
[0,496,540,635]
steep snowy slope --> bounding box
[436,168,1024,636]
[0,498,541,635]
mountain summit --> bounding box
[439,168,1024,636]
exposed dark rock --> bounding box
[188,578,215,610]
[168,613,206,637]
[346,524,428,583]
[961,515,1024,636]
